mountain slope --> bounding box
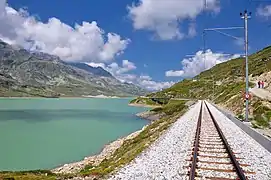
[0,40,147,97]
[138,45,271,128]
[67,62,113,78]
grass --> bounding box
[130,97,163,106]
[0,170,57,180]
[151,100,187,115]
[252,100,271,128]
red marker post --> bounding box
[243,92,252,100]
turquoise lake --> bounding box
[0,98,149,171]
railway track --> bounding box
[187,101,255,180]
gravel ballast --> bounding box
[108,101,201,180]
[206,101,271,180]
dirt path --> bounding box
[249,86,271,101]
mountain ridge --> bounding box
[67,62,114,78]
[0,39,147,97]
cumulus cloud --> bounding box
[127,0,220,40]
[0,0,130,62]
[120,73,174,91]
[166,70,184,77]
[138,78,175,91]
[165,49,240,78]
[107,60,137,76]
[257,5,271,18]
[86,61,174,91]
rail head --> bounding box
[189,101,203,180]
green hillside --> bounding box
[135,45,271,128]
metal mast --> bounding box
[240,10,251,122]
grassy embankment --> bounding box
[129,96,169,107]
[138,45,271,128]
[0,170,56,180]
[0,100,190,180]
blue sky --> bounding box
[1,0,271,90]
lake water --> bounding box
[0,98,149,171]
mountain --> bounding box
[0,40,147,97]
[67,62,113,78]
[136,45,271,128]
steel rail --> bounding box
[204,101,247,180]
[188,101,203,180]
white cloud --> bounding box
[123,60,137,70]
[0,0,130,62]
[257,5,271,18]
[127,0,220,40]
[98,34,131,61]
[137,75,174,91]
[139,79,175,91]
[165,49,240,78]
[165,70,184,77]
[86,62,106,69]
[118,73,174,91]
[116,74,138,83]
[107,60,136,76]
[86,61,173,91]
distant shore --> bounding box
[129,103,161,108]
[0,95,134,99]
[82,95,120,98]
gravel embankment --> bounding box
[206,101,271,180]
[108,101,201,180]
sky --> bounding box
[0,0,271,91]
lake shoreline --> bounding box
[52,105,159,174]
[51,127,146,174]
[0,96,133,99]
[129,103,161,108]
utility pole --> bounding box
[240,10,251,122]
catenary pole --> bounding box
[240,10,251,122]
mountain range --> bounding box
[0,40,147,97]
